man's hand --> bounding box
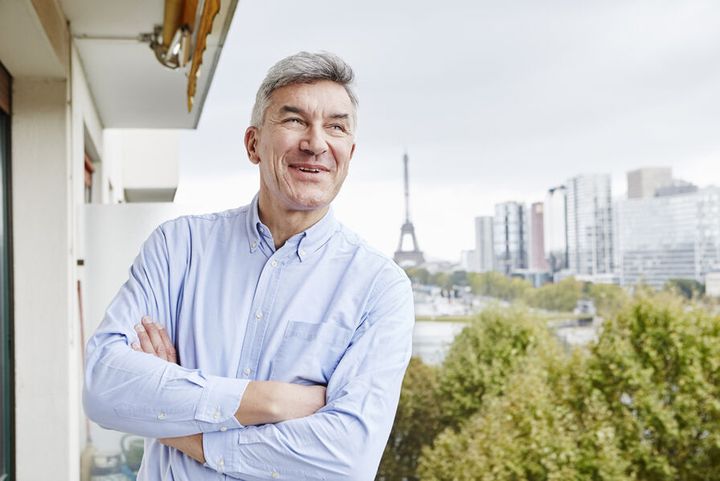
[131,316,177,363]
[132,317,327,424]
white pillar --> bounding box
[12,77,79,481]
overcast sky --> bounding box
[176,0,720,261]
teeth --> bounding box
[298,167,320,173]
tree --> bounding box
[435,306,550,428]
[523,276,583,312]
[584,294,720,480]
[468,272,531,301]
[377,357,443,481]
[664,278,705,300]
[416,295,720,480]
[404,267,430,285]
[586,282,630,318]
[419,348,630,481]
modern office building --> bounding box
[566,174,614,276]
[627,167,673,199]
[474,216,495,272]
[493,202,528,275]
[544,185,568,272]
[615,187,720,287]
[528,202,549,271]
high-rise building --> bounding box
[627,167,672,199]
[616,187,720,287]
[528,202,549,271]
[474,216,494,272]
[544,185,568,272]
[566,174,614,276]
[493,202,528,275]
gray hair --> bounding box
[250,51,358,127]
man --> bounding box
[83,51,415,481]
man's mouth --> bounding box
[289,164,329,174]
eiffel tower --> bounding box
[394,152,425,267]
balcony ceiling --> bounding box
[59,0,238,129]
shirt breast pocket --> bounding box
[269,320,354,385]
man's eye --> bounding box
[284,118,304,125]
[329,124,346,132]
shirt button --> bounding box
[251,240,258,249]
[213,409,221,420]
[255,310,263,320]
[271,471,279,479]
[243,367,251,376]
[157,412,166,420]
[270,259,278,267]
[220,426,228,432]
[299,249,306,256]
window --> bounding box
[0,61,13,481]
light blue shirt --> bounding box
[83,194,414,481]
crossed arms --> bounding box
[82,225,414,480]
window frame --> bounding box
[0,60,15,481]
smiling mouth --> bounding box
[289,164,329,174]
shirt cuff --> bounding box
[203,429,240,475]
[195,375,249,432]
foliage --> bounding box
[586,282,630,318]
[404,267,430,285]
[664,278,705,300]
[419,349,630,481]
[377,357,443,481]
[436,306,550,428]
[468,272,531,301]
[523,277,583,312]
[584,294,720,480]
[381,295,720,480]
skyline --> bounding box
[177,0,720,261]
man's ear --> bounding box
[245,127,260,164]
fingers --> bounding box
[142,316,168,361]
[132,317,176,363]
[157,324,178,364]
[134,322,156,356]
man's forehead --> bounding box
[268,81,354,114]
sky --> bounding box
[176,0,720,261]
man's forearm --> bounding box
[160,434,206,464]
[133,320,327,428]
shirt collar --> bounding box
[245,192,339,261]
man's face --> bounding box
[245,80,356,213]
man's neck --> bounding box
[257,191,329,250]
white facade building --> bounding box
[566,174,614,277]
[493,202,528,275]
[544,185,568,272]
[627,167,672,199]
[615,187,720,287]
[474,216,494,272]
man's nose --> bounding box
[299,126,328,156]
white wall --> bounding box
[105,129,180,199]
[12,76,77,481]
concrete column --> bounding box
[12,77,78,481]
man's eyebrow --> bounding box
[329,113,350,121]
[279,105,304,115]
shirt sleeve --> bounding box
[82,224,249,438]
[202,270,415,481]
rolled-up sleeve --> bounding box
[82,225,249,438]
[202,271,414,481]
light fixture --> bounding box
[150,24,192,70]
